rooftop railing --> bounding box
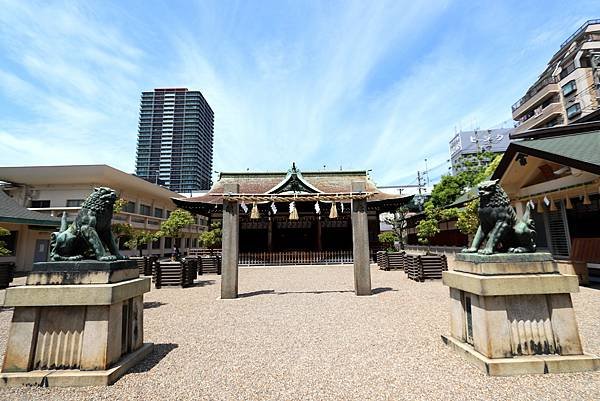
[511,76,559,112]
[559,19,600,49]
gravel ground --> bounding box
[0,265,598,401]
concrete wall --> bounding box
[0,222,54,272]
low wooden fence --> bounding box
[239,250,353,266]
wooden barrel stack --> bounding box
[404,254,448,282]
[198,256,222,275]
[154,259,197,288]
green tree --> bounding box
[159,209,195,239]
[378,231,398,252]
[0,227,11,256]
[199,222,222,253]
[429,174,467,208]
[125,229,158,257]
[456,199,480,236]
[416,202,441,247]
[383,206,409,250]
[112,222,133,238]
[113,198,127,214]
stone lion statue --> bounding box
[49,187,126,261]
[462,180,536,255]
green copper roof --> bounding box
[494,130,600,179]
[0,191,61,226]
[516,131,600,168]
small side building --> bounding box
[0,165,207,271]
[0,191,60,272]
[493,121,600,282]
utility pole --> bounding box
[416,171,425,211]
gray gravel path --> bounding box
[0,265,598,400]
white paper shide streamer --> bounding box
[240,201,248,213]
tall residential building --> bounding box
[449,128,512,175]
[135,88,214,192]
[511,19,600,136]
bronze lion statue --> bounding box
[462,180,536,255]
[49,187,126,261]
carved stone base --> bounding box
[0,343,153,387]
[442,335,599,376]
[1,270,151,384]
[442,256,599,375]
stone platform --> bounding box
[0,343,153,387]
[442,253,599,376]
[1,260,152,386]
[28,260,137,285]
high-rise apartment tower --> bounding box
[511,19,600,135]
[135,88,214,192]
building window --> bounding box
[140,204,152,216]
[152,238,161,249]
[154,208,163,218]
[562,80,577,97]
[164,237,172,249]
[30,200,50,208]
[566,103,581,119]
[122,201,136,213]
[66,199,84,207]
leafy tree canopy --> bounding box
[417,152,503,243]
[199,222,222,250]
[159,209,195,238]
[378,231,398,252]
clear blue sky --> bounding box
[0,0,598,185]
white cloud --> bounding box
[0,0,597,188]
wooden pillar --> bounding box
[351,181,372,296]
[267,218,273,252]
[316,217,322,251]
[221,183,239,299]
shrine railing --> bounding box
[238,250,353,266]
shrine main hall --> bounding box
[173,164,409,256]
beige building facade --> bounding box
[512,19,600,135]
[0,165,207,271]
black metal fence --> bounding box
[238,250,353,266]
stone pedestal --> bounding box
[0,260,153,386]
[442,253,599,376]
